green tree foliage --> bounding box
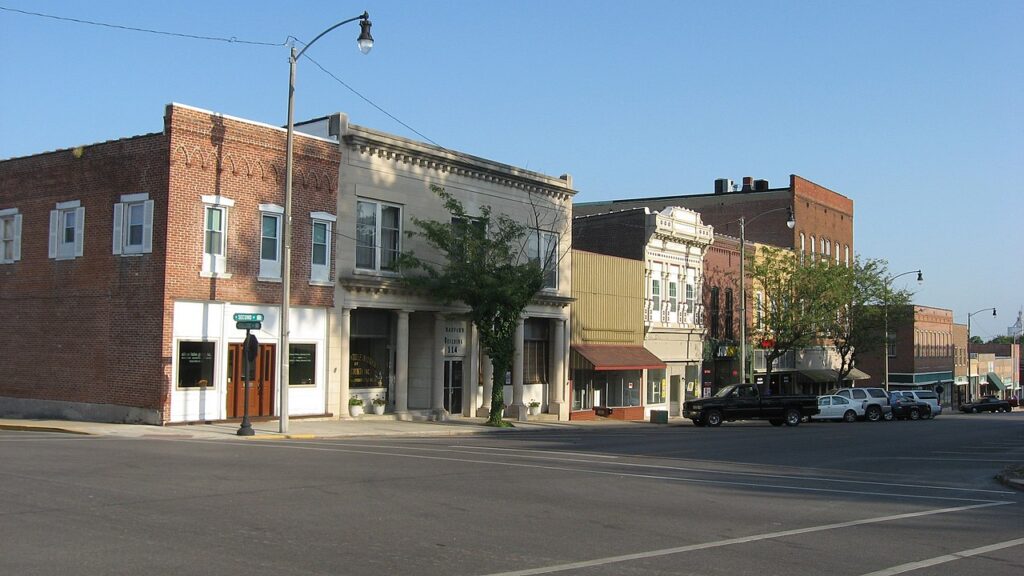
[819,258,914,386]
[397,185,549,427]
[746,247,836,383]
[987,336,1013,345]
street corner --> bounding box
[996,465,1024,491]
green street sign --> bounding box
[233,313,264,322]
[236,321,262,331]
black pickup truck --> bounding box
[683,384,819,427]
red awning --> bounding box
[573,344,666,371]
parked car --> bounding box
[683,384,819,427]
[832,387,892,422]
[959,396,1012,413]
[895,390,942,418]
[890,397,931,420]
[811,395,864,422]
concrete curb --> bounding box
[0,423,94,435]
[995,466,1024,491]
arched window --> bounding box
[810,235,816,257]
[835,242,840,264]
[844,245,850,266]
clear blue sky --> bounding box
[2,1,1020,341]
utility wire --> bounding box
[0,5,288,46]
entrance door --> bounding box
[227,343,276,418]
[444,359,463,415]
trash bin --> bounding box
[650,410,668,424]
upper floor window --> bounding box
[755,291,764,329]
[356,199,401,273]
[724,288,734,340]
[685,280,696,323]
[709,286,721,338]
[112,193,154,255]
[310,212,336,284]
[834,242,840,265]
[258,204,283,280]
[844,245,850,267]
[668,280,678,313]
[809,235,816,257]
[201,195,234,277]
[651,278,661,312]
[48,200,84,260]
[527,229,558,290]
[0,208,22,264]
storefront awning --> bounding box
[797,369,839,383]
[847,368,871,380]
[987,372,1007,390]
[572,344,666,371]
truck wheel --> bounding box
[971,407,979,413]
[704,410,723,427]
[909,408,920,420]
[768,419,784,426]
[784,409,801,426]
[866,406,882,422]
[843,410,857,423]
[691,419,705,427]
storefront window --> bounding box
[351,309,392,388]
[647,369,666,404]
[178,341,215,388]
[524,318,549,384]
[289,343,316,386]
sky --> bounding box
[1,1,1020,341]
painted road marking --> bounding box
[859,537,1024,576]
[476,503,1012,576]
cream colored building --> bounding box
[300,115,575,421]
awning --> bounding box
[797,369,839,383]
[847,368,871,380]
[572,344,666,371]
[987,372,1007,390]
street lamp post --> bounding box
[882,269,922,392]
[966,307,996,405]
[738,206,796,385]
[280,12,373,434]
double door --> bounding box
[227,342,276,418]
[444,359,463,415]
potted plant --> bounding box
[528,399,541,416]
[371,395,387,415]
[348,395,364,417]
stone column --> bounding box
[432,312,447,420]
[338,307,352,419]
[548,317,569,420]
[395,310,411,419]
[466,322,479,417]
[478,351,494,418]
[511,317,526,421]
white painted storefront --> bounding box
[169,300,328,423]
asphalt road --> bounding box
[1,413,1021,576]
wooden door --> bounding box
[227,343,276,418]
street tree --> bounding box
[746,247,835,385]
[397,185,556,427]
[820,258,914,387]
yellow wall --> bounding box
[571,250,644,345]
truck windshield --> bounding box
[714,386,738,398]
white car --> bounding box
[812,395,865,423]
[895,390,942,417]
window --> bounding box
[259,204,283,279]
[810,235,816,257]
[451,216,485,262]
[112,193,154,255]
[844,245,850,267]
[177,341,215,388]
[289,343,316,386]
[709,286,720,338]
[724,289,734,340]
[310,212,336,283]
[835,242,840,265]
[356,200,401,272]
[668,281,678,313]
[651,278,661,313]
[48,200,84,260]
[0,208,21,264]
[523,319,549,384]
[647,369,666,404]
[527,229,558,290]
[201,195,233,276]
[685,269,696,323]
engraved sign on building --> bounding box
[445,321,466,357]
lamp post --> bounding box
[882,269,922,392]
[280,12,373,434]
[738,206,796,385]
[966,307,996,405]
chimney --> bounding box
[714,178,734,194]
[753,179,769,191]
[741,176,754,192]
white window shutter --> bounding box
[48,210,59,258]
[12,214,22,261]
[74,206,85,257]
[112,203,124,255]
[142,199,154,253]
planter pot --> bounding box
[528,405,541,416]
[372,404,386,415]
[349,404,364,417]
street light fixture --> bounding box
[882,269,922,392]
[280,12,373,434]
[737,206,796,385]
[966,307,996,405]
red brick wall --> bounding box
[0,133,170,412]
[790,174,854,263]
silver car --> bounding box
[833,387,892,422]
[812,395,865,422]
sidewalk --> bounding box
[0,414,646,440]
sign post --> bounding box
[236,328,259,437]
